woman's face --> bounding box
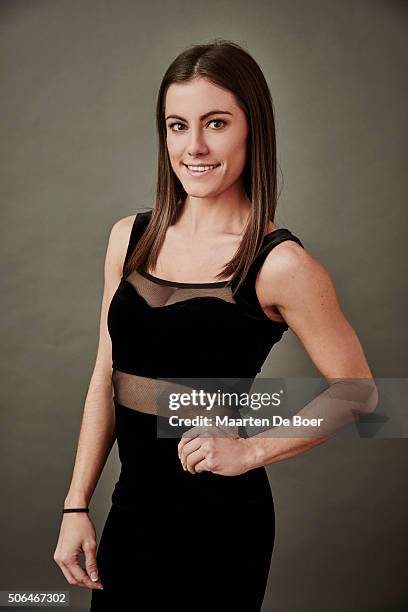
[164,77,249,199]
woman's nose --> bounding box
[186,128,209,156]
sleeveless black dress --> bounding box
[90,210,303,612]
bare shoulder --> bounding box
[111,214,136,239]
[257,239,336,309]
[106,214,137,275]
[109,214,136,248]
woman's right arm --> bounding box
[53,215,136,591]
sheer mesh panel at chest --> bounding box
[122,269,236,308]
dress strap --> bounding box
[122,209,152,274]
[233,228,304,321]
[250,228,304,278]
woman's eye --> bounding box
[168,122,184,131]
[168,119,226,132]
[208,119,225,129]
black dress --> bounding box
[90,210,304,611]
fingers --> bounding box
[177,429,198,455]
[177,425,216,456]
[178,436,201,464]
[66,554,104,590]
[184,447,207,473]
[83,542,103,587]
[54,553,104,590]
[178,427,221,473]
[194,457,210,473]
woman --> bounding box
[54,40,375,611]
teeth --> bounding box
[187,165,218,172]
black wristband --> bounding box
[62,507,89,514]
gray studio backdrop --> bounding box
[1,1,407,611]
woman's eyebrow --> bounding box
[165,110,233,121]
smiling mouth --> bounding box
[183,163,221,176]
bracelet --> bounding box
[62,507,89,514]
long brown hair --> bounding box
[124,38,281,295]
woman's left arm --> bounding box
[244,240,378,470]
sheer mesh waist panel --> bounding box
[112,369,193,415]
[112,369,243,420]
